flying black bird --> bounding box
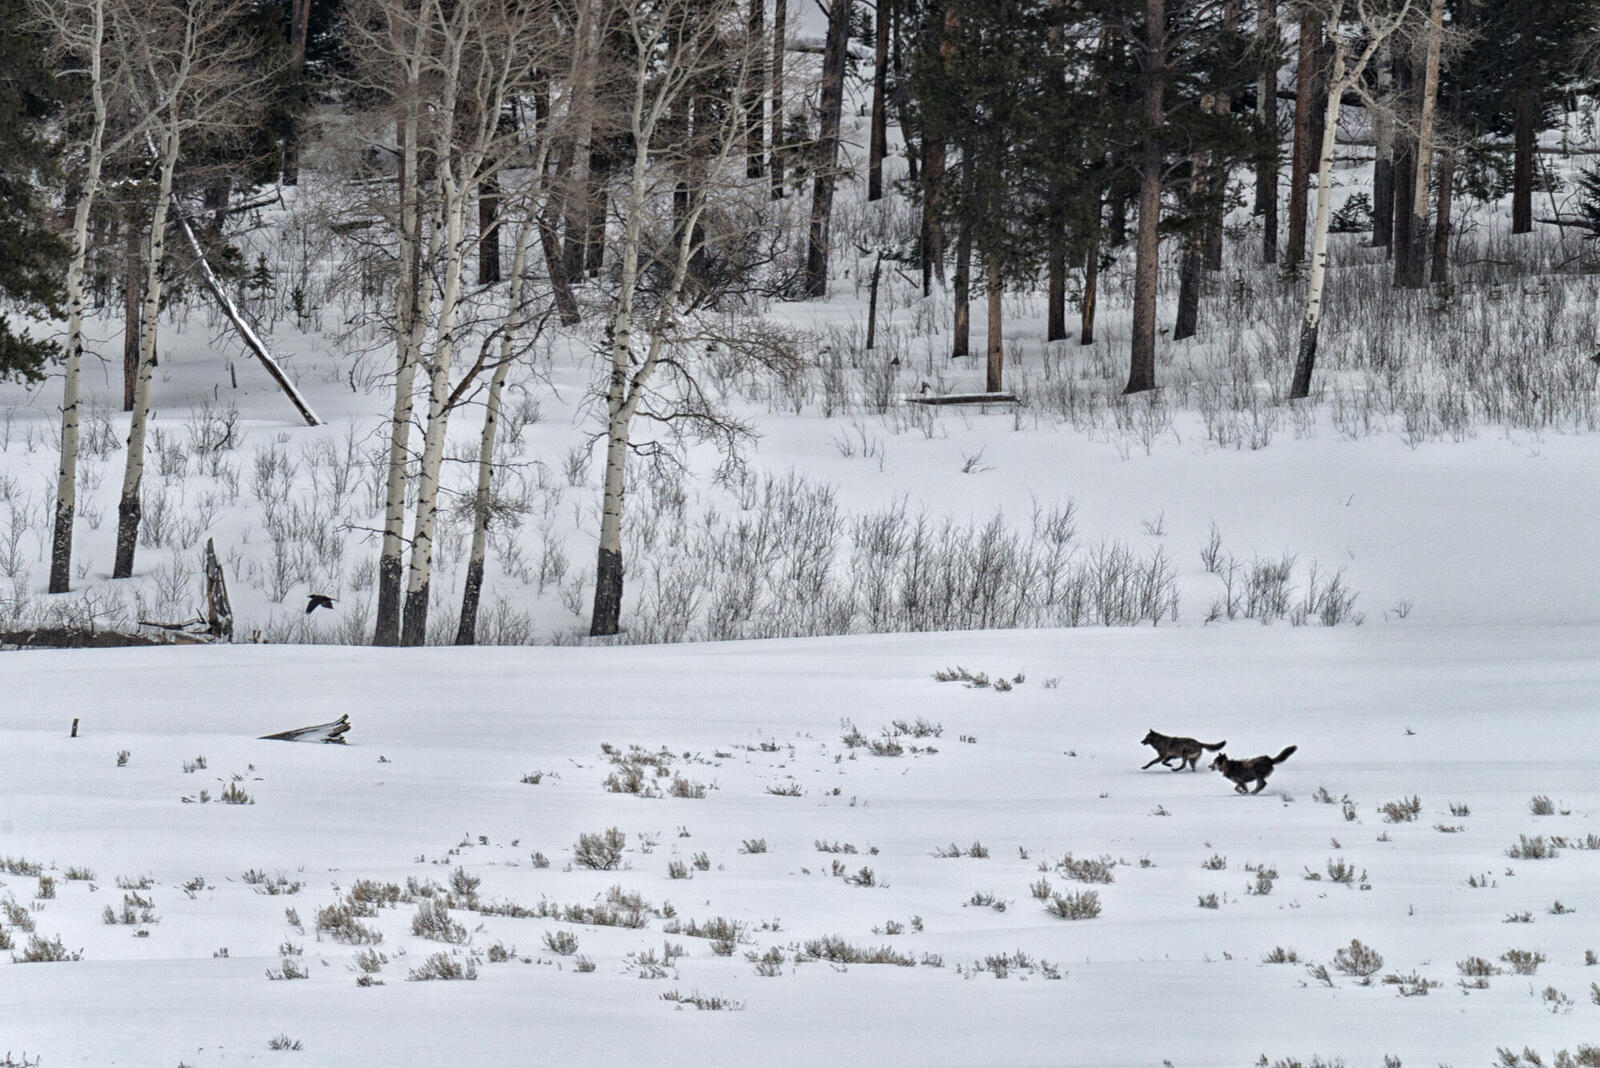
[305,594,337,615]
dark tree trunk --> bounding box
[770,0,787,197]
[478,178,501,285]
[589,546,623,637]
[1285,14,1318,271]
[373,555,403,646]
[953,156,972,356]
[49,501,73,594]
[985,254,1003,392]
[455,559,484,645]
[1046,222,1067,342]
[1389,44,1414,272]
[400,585,429,646]
[539,211,581,325]
[1391,140,1413,272]
[584,149,609,277]
[283,0,312,185]
[1109,192,1127,245]
[1289,317,1319,400]
[1174,242,1202,340]
[868,0,889,200]
[920,136,944,295]
[1126,0,1163,395]
[1372,154,1394,248]
[748,0,767,179]
[1256,0,1278,265]
[123,224,139,412]
[112,484,139,579]
[804,0,848,298]
[865,254,882,349]
[1080,211,1099,345]
[1431,147,1454,284]
[1512,87,1536,235]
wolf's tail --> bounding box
[1202,739,1226,751]
[1272,745,1298,764]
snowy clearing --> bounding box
[3,625,1599,1065]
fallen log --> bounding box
[904,391,1020,406]
[260,714,350,744]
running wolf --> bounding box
[1140,730,1227,772]
[1209,746,1298,794]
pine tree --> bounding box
[0,0,67,381]
[1455,0,1595,236]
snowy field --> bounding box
[2,626,1600,1066]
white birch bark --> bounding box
[1411,0,1444,222]
[374,2,435,645]
[48,0,109,594]
[456,215,536,645]
[1290,0,1415,398]
[398,35,465,646]
[398,0,542,644]
[113,104,186,579]
[590,2,750,636]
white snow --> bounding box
[3,625,1599,1065]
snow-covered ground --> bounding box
[3,625,1599,1065]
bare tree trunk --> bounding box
[985,253,1003,392]
[539,209,581,325]
[1290,36,1346,399]
[865,253,883,349]
[283,0,311,184]
[920,137,943,295]
[770,0,786,197]
[1126,0,1164,395]
[375,99,427,645]
[1371,43,1393,248]
[204,537,233,641]
[1397,0,1441,290]
[1512,86,1536,235]
[1289,0,1409,398]
[1430,145,1453,284]
[457,219,534,645]
[1080,218,1099,345]
[748,0,766,178]
[1046,224,1067,342]
[51,0,111,595]
[400,188,466,646]
[1256,0,1278,264]
[114,123,181,580]
[1176,128,1210,340]
[952,155,972,357]
[584,146,610,277]
[1174,242,1203,340]
[562,2,599,281]
[804,0,848,298]
[1285,13,1318,271]
[123,221,139,412]
[868,0,889,200]
[1204,5,1236,273]
[478,176,501,284]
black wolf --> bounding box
[1141,730,1227,772]
[1210,746,1298,794]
